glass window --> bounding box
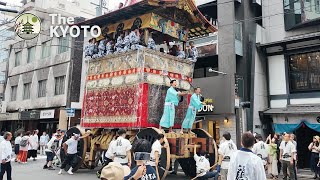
[41,40,52,59]
[27,46,36,63]
[15,51,22,67]
[11,86,17,101]
[38,80,47,97]
[284,0,320,30]
[23,83,31,99]
[54,76,65,95]
[58,35,69,54]
[289,51,320,92]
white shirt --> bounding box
[218,140,237,169]
[15,136,22,145]
[105,140,116,159]
[0,136,4,144]
[0,140,12,162]
[227,149,266,180]
[29,134,39,150]
[65,137,78,154]
[252,141,269,165]
[194,154,210,177]
[149,140,162,166]
[112,136,132,164]
[45,136,58,152]
[280,141,296,162]
[40,135,49,145]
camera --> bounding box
[134,152,151,161]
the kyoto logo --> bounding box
[14,13,41,40]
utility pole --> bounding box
[0,1,19,13]
[90,0,109,16]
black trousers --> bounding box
[61,154,77,169]
[0,162,12,180]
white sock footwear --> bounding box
[67,167,73,175]
[58,169,62,175]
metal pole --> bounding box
[68,116,71,130]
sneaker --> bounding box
[67,167,73,175]
[48,166,55,170]
[96,171,101,178]
[43,165,48,169]
[33,159,37,161]
[58,169,62,175]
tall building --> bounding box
[190,0,263,145]
[0,0,96,134]
[258,0,320,169]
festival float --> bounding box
[65,0,218,179]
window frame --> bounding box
[23,83,31,100]
[15,51,22,67]
[58,35,69,54]
[27,46,36,63]
[41,40,52,59]
[11,85,17,101]
[54,76,65,95]
[288,50,320,93]
[38,80,47,98]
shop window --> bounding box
[289,51,320,92]
[55,76,65,95]
[284,0,320,30]
[38,80,47,97]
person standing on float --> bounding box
[159,80,186,133]
[180,87,205,134]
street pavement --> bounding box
[3,155,314,180]
[4,156,187,180]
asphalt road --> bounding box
[4,156,187,180]
[3,155,313,180]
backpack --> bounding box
[20,137,28,147]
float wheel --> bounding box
[135,128,170,180]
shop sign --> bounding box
[20,111,40,120]
[198,98,215,113]
[0,113,20,121]
[40,110,55,119]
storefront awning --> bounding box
[274,120,320,133]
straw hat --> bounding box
[100,162,131,180]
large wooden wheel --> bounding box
[135,128,171,180]
[178,128,218,178]
[61,127,87,172]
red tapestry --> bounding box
[84,85,139,119]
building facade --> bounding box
[190,0,263,146]
[0,0,95,134]
[258,0,320,168]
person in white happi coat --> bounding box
[252,134,269,169]
[227,132,267,180]
[194,145,219,180]
[110,129,132,167]
[217,132,237,180]
[149,134,168,170]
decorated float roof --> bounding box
[77,0,217,39]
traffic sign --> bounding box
[65,108,75,117]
